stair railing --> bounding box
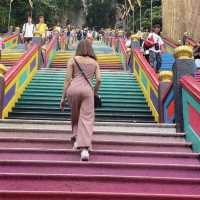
[0,44,39,119]
[43,36,58,68]
[133,48,160,122]
[180,76,200,152]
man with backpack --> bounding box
[22,16,35,49]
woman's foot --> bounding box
[81,149,90,161]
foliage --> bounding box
[0,0,162,32]
[85,0,117,29]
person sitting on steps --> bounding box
[60,40,101,161]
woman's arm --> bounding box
[60,59,73,111]
[62,60,73,99]
[94,63,101,94]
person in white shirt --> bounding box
[147,24,164,73]
[22,16,35,49]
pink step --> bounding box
[0,137,192,153]
[0,160,200,178]
[0,174,200,195]
[0,191,199,200]
[0,148,199,165]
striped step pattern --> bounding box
[0,52,23,67]
[51,52,123,70]
[8,69,154,122]
[194,70,200,83]
[0,121,199,199]
[0,51,24,71]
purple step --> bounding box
[0,137,192,152]
[0,174,200,195]
[0,191,200,200]
[0,160,200,178]
[0,148,199,165]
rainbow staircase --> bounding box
[1,41,200,199]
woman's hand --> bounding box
[60,98,65,112]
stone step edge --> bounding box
[0,173,200,183]
[1,160,199,170]
[0,137,191,147]
[0,148,198,158]
[0,191,199,200]
[0,128,181,136]
[0,119,176,128]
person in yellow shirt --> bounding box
[36,16,48,43]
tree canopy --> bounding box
[0,0,161,32]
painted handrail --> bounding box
[163,37,178,48]
[119,38,127,56]
[3,33,18,49]
[2,44,39,118]
[181,76,200,102]
[134,49,159,89]
[133,49,159,122]
[187,37,197,47]
[180,76,200,152]
[43,36,58,68]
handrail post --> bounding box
[0,64,7,119]
[173,46,195,131]
[158,71,173,123]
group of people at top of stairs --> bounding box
[18,15,105,51]
[52,23,104,51]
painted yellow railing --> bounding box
[2,45,39,118]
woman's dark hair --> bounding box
[75,40,97,60]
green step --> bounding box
[8,115,155,123]
[21,93,145,99]
[13,106,151,113]
[15,101,149,108]
[27,84,141,90]
[24,90,144,96]
[26,87,142,92]
[9,111,153,119]
[20,96,146,102]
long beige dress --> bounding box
[67,56,97,149]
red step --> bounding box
[0,148,199,165]
[0,160,199,178]
[0,137,192,153]
[0,173,200,195]
[0,191,199,200]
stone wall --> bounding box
[162,0,200,42]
